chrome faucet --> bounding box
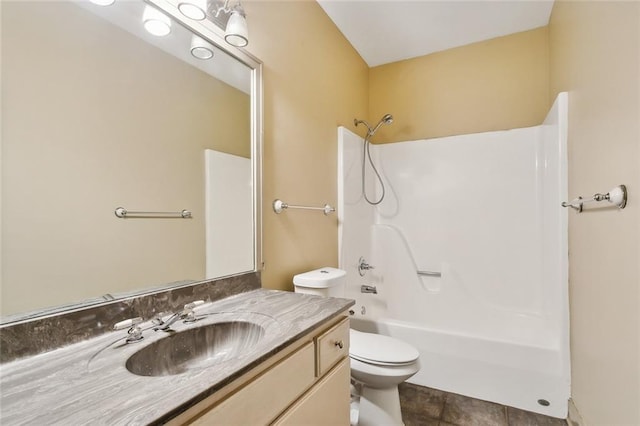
[360,285,378,294]
[153,300,204,331]
[358,257,375,276]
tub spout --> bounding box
[361,285,378,294]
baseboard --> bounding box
[566,398,586,426]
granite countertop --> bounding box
[0,289,354,425]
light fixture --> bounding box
[224,8,248,47]
[143,5,171,37]
[178,0,207,21]
[89,0,115,5]
[214,1,249,47]
[190,35,214,60]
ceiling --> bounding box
[317,0,554,67]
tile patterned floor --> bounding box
[399,383,567,426]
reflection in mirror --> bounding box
[1,0,261,321]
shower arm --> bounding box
[354,119,373,136]
[354,114,393,137]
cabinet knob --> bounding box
[335,340,344,349]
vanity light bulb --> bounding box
[143,5,171,37]
[178,0,207,21]
[89,0,115,5]
[224,10,248,47]
[190,36,214,60]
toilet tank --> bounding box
[293,267,346,298]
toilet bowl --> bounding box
[349,329,420,426]
[292,267,420,426]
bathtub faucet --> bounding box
[358,257,375,276]
[361,285,378,294]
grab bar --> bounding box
[417,270,441,277]
[114,207,192,219]
[272,199,335,216]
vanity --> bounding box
[0,288,354,425]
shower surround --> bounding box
[338,94,569,418]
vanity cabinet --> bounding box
[170,314,350,425]
[273,358,350,425]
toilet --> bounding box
[293,267,420,426]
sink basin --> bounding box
[125,321,265,376]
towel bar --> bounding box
[272,199,335,216]
[114,207,192,219]
[561,185,627,213]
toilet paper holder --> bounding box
[561,185,627,213]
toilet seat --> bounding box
[350,353,415,367]
[350,353,421,389]
[349,329,419,366]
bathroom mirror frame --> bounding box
[0,0,263,325]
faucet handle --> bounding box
[151,312,171,325]
[113,317,143,331]
[184,300,205,310]
[358,257,375,276]
[113,317,144,343]
[183,300,205,323]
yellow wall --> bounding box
[243,8,550,289]
[5,3,638,420]
[246,2,640,423]
[549,1,640,424]
[368,27,550,143]
[242,0,369,290]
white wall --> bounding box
[337,128,379,312]
[205,150,253,279]
[339,101,567,343]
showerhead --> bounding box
[354,114,394,137]
[370,113,394,136]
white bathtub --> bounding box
[350,316,569,418]
[339,94,570,419]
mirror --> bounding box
[1,0,262,321]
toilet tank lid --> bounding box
[293,267,346,288]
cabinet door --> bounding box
[191,342,315,425]
[316,317,350,377]
[273,357,350,426]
